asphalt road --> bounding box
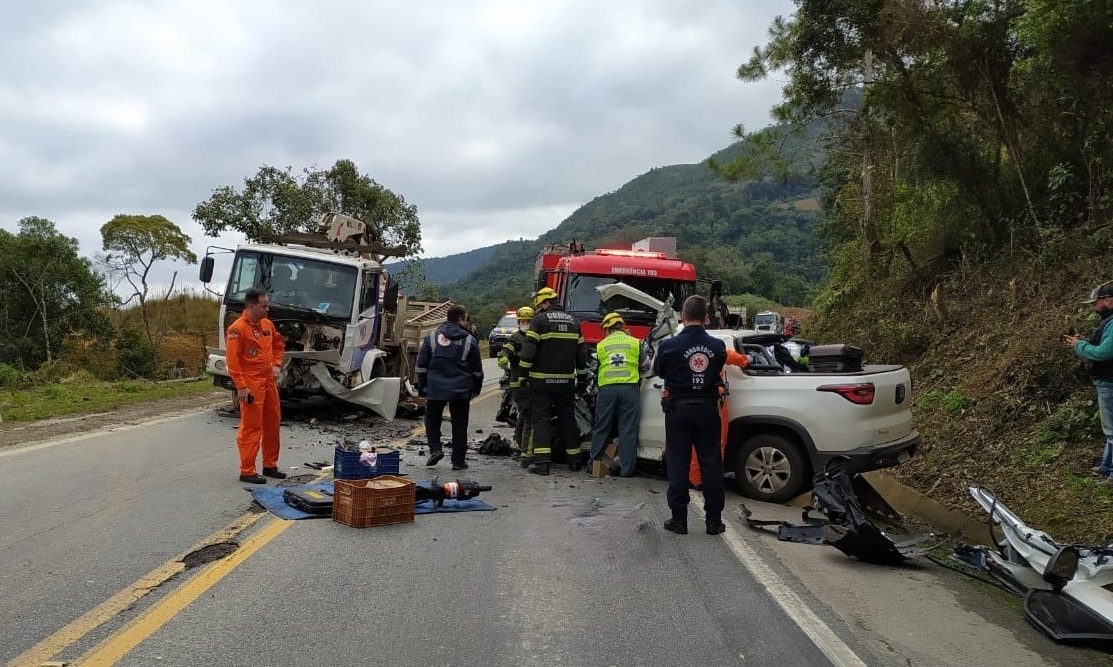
[1,357,1099,666]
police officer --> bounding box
[520,287,589,475]
[590,312,648,477]
[654,295,728,535]
[497,305,536,467]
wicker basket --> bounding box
[332,475,415,528]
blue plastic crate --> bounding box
[333,445,401,480]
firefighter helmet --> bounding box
[516,306,535,320]
[533,287,558,307]
[601,312,625,330]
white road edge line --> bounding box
[690,493,867,667]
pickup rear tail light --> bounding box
[817,382,875,405]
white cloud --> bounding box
[0,0,794,279]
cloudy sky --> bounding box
[0,0,792,288]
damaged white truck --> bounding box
[199,213,446,420]
[597,283,920,502]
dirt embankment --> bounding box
[807,234,1113,543]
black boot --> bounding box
[568,458,583,472]
[239,473,267,484]
[528,461,550,476]
[663,518,688,535]
[706,521,726,535]
[519,457,533,469]
[262,467,287,479]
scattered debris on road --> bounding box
[953,486,1113,647]
[475,433,512,456]
[741,459,937,565]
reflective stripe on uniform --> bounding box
[526,330,541,341]
[538,332,581,341]
[528,371,576,379]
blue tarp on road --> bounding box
[249,480,497,520]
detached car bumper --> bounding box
[818,430,919,474]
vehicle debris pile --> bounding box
[952,487,1113,646]
[740,459,937,565]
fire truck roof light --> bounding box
[593,249,669,259]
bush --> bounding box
[0,363,27,388]
[116,329,158,379]
[60,334,120,380]
[918,388,970,415]
[29,360,78,385]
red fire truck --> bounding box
[534,237,702,344]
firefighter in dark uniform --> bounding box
[519,287,589,476]
[654,295,728,535]
[497,305,536,467]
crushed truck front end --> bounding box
[204,243,400,419]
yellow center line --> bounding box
[5,512,263,667]
[10,405,462,666]
[77,518,293,666]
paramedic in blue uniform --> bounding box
[654,295,728,535]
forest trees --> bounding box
[729,0,1113,301]
[0,218,112,368]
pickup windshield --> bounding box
[225,251,358,319]
[565,274,694,324]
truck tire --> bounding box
[732,433,806,503]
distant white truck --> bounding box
[753,310,783,333]
[597,284,919,503]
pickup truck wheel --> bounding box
[733,434,806,503]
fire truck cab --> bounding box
[535,237,702,345]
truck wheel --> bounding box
[733,434,806,503]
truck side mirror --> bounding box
[199,256,215,283]
[1043,546,1079,592]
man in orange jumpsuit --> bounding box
[225,288,286,484]
[690,348,749,488]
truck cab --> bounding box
[535,238,698,344]
[203,243,401,418]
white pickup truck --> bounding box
[597,284,919,503]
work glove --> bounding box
[497,355,509,369]
[416,384,427,398]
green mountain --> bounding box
[439,139,825,330]
[387,242,504,291]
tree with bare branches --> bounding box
[99,214,197,344]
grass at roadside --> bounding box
[0,377,221,423]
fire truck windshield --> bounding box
[225,251,358,319]
[565,274,694,324]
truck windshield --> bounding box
[225,251,358,319]
[565,275,694,324]
[755,314,775,326]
